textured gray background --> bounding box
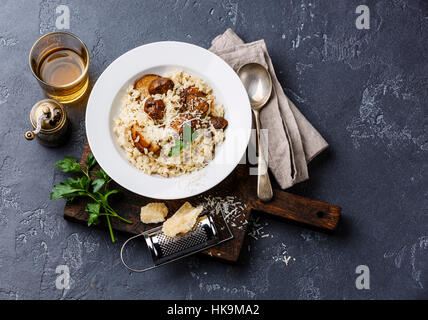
[0,0,427,300]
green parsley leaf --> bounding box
[103,189,119,202]
[86,203,101,226]
[50,182,81,200]
[93,167,109,181]
[67,176,91,191]
[51,156,132,242]
[86,153,97,172]
[92,179,105,193]
[54,157,83,174]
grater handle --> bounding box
[120,231,232,272]
[120,233,157,273]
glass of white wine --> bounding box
[29,31,90,104]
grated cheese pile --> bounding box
[201,195,246,230]
[248,216,272,240]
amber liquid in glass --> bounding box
[36,48,89,103]
[39,49,84,86]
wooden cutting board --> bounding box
[64,143,341,262]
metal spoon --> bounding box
[238,63,273,202]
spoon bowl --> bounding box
[237,63,272,110]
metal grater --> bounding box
[120,213,233,272]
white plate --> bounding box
[86,41,252,199]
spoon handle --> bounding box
[253,109,273,202]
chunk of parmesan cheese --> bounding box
[162,202,203,237]
[140,203,168,224]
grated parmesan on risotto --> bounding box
[113,71,227,177]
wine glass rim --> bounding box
[28,31,90,89]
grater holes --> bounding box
[157,222,209,257]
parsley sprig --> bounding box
[50,154,132,242]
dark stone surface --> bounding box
[0,0,427,299]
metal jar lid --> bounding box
[25,99,67,140]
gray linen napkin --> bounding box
[209,29,328,189]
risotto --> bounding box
[113,71,228,177]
